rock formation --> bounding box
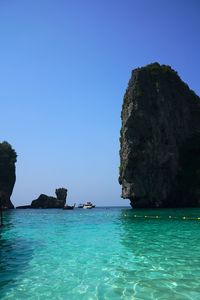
[31,187,68,208]
[119,63,200,208]
[16,205,31,209]
[55,188,68,201]
[0,141,17,209]
[31,193,66,208]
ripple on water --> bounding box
[0,208,200,299]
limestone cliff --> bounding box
[0,141,17,208]
[119,63,200,208]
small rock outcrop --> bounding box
[119,63,200,208]
[31,188,68,208]
[16,205,31,209]
[31,194,66,208]
[0,141,17,209]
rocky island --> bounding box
[119,63,200,208]
[0,141,17,209]
[31,188,68,208]
[16,188,68,209]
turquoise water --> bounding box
[1,207,200,300]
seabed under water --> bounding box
[0,207,200,300]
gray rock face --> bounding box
[31,194,66,208]
[119,63,200,208]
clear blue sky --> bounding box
[0,0,200,207]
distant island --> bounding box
[119,62,200,208]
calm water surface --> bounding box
[0,207,200,299]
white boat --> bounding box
[83,202,95,209]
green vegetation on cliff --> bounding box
[0,141,17,165]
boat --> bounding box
[83,202,95,209]
[63,203,76,210]
[78,204,84,208]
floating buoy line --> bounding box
[127,215,200,221]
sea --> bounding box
[0,207,200,300]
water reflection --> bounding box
[0,211,34,298]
